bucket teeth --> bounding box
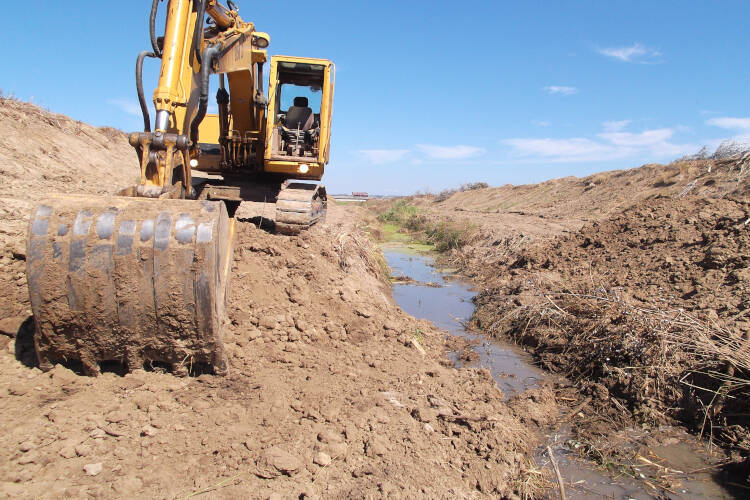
[26,194,231,376]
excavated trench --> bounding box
[382,244,737,500]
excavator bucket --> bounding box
[26,194,232,376]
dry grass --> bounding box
[485,283,749,446]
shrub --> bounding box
[434,182,489,202]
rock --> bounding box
[355,307,373,318]
[118,376,145,390]
[17,453,38,465]
[732,267,750,283]
[365,438,386,457]
[255,447,301,478]
[294,318,309,332]
[423,423,435,433]
[289,289,310,306]
[0,316,25,337]
[59,446,77,459]
[410,407,438,424]
[327,442,347,457]
[8,385,27,396]
[351,465,376,478]
[313,451,331,467]
[320,404,340,422]
[90,428,107,439]
[83,463,103,476]
[48,364,79,385]
[248,328,262,340]
[140,425,158,437]
[75,444,92,457]
[150,415,169,429]
[105,411,128,424]
[317,429,343,443]
[11,240,26,260]
[131,393,157,410]
[287,330,301,342]
[18,441,34,452]
[258,316,279,330]
[383,320,399,331]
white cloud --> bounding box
[108,98,141,116]
[602,120,631,132]
[596,43,661,63]
[544,85,578,95]
[502,125,697,163]
[502,137,618,162]
[359,149,410,164]
[415,144,486,160]
[532,120,551,127]
[598,128,673,147]
[706,117,750,130]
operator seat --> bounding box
[283,96,314,131]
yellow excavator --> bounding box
[25,0,334,376]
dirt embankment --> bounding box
[0,97,137,325]
[0,99,557,498]
[474,195,749,451]
[369,157,750,478]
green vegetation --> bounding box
[375,200,477,253]
[380,222,411,242]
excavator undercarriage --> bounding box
[24,0,334,376]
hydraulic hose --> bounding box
[136,50,158,132]
[192,0,207,64]
[190,44,221,145]
[150,0,162,57]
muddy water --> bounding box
[384,246,738,500]
[384,248,546,396]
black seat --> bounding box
[283,96,314,131]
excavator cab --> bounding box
[265,56,335,180]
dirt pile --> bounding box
[0,97,136,324]
[435,158,748,223]
[0,100,556,498]
[474,193,748,444]
[0,216,557,498]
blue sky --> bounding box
[3,1,749,194]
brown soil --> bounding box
[0,99,558,498]
[0,96,136,326]
[369,156,750,484]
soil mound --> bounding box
[437,158,748,223]
[0,100,553,497]
[1,217,554,498]
[0,97,136,323]
[474,193,749,459]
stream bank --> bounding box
[382,242,740,499]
